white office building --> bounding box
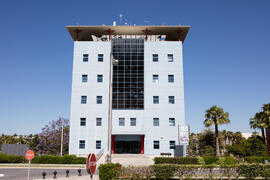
[67,25,190,156]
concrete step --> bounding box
[111,154,154,166]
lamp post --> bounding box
[107,48,118,163]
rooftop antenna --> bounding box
[119,14,123,25]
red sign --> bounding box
[25,150,35,161]
[86,154,96,175]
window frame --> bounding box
[169,140,176,149]
[168,54,174,62]
[97,74,103,83]
[82,74,88,83]
[96,140,101,149]
[152,74,159,83]
[169,118,175,126]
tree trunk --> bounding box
[215,123,220,156]
[266,127,270,156]
[261,128,266,144]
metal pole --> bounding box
[27,160,31,180]
[60,125,63,156]
[107,45,113,163]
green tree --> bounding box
[263,103,270,156]
[250,112,266,144]
[204,105,230,156]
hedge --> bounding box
[0,153,25,163]
[0,153,85,164]
[244,156,270,164]
[154,157,199,164]
[98,163,121,180]
[203,156,220,164]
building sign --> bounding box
[179,125,189,145]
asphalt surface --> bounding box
[0,168,89,180]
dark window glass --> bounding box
[97,75,103,83]
[96,118,102,126]
[79,140,85,149]
[170,141,175,149]
[168,75,174,83]
[119,118,125,126]
[83,54,88,62]
[153,96,159,104]
[82,74,88,82]
[153,118,159,126]
[153,74,159,83]
[168,54,173,62]
[153,54,158,62]
[169,96,175,104]
[130,118,136,126]
[81,96,87,104]
[96,96,102,104]
[96,140,101,149]
[169,118,175,126]
[153,141,159,149]
[112,39,144,109]
[98,54,103,62]
[80,118,86,126]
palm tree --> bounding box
[262,103,270,156]
[204,105,230,156]
[250,112,266,144]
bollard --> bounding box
[53,170,57,179]
[42,171,46,179]
[78,169,82,176]
[66,169,69,177]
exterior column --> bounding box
[112,135,115,154]
[140,135,144,154]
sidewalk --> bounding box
[0,163,85,168]
[33,174,99,180]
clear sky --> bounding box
[0,0,269,135]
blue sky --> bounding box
[0,0,269,135]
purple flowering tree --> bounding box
[37,117,69,155]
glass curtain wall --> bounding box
[112,39,144,109]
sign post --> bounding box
[25,150,35,180]
[86,153,96,179]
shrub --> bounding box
[31,155,86,164]
[244,156,270,164]
[98,163,121,180]
[0,153,25,163]
[237,164,263,180]
[152,164,176,179]
[223,156,237,165]
[203,156,219,164]
[154,157,199,164]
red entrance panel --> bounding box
[112,135,115,154]
[140,135,144,154]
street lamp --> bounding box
[107,51,118,163]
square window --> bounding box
[82,74,88,83]
[153,141,159,149]
[153,74,159,83]
[169,141,176,149]
[168,75,174,83]
[96,118,102,126]
[130,118,136,126]
[98,54,103,62]
[169,96,175,104]
[153,54,158,62]
[81,96,87,104]
[168,54,173,62]
[96,96,102,104]
[79,140,85,149]
[119,118,125,126]
[96,140,101,149]
[153,118,159,126]
[153,96,159,104]
[83,54,88,62]
[169,118,175,126]
[80,118,86,126]
[97,75,103,83]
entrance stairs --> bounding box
[112,154,155,166]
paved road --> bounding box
[0,168,89,180]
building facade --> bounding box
[67,25,190,156]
